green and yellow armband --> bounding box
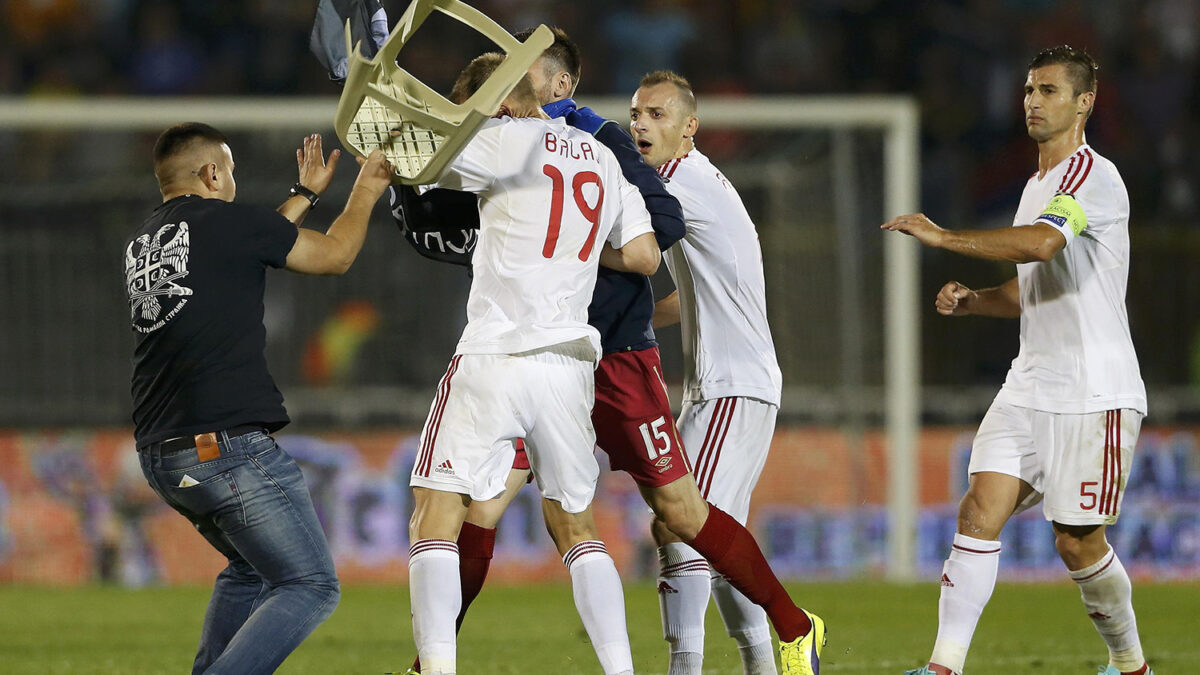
[1035,193,1088,238]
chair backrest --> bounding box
[334,0,553,185]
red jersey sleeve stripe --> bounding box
[1057,155,1079,192]
[1064,149,1094,195]
[666,157,685,179]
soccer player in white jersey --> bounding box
[882,46,1152,675]
[407,52,660,675]
[632,70,826,675]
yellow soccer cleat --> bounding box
[779,609,826,675]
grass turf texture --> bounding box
[0,581,1195,674]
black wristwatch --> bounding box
[290,182,320,208]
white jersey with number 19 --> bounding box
[427,116,654,360]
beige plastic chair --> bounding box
[334,0,553,185]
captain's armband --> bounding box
[1034,193,1088,242]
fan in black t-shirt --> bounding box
[123,122,393,673]
[126,124,391,446]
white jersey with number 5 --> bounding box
[997,143,1146,415]
[659,148,782,406]
[428,116,653,360]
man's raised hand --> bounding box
[296,133,342,195]
[351,149,394,198]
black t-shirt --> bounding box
[125,195,299,447]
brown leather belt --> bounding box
[157,424,266,460]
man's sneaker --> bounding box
[904,666,958,675]
[779,609,826,675]
[1097,666,1153,675]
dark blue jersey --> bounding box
[392,99,685,354]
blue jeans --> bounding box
[139,430,340,675]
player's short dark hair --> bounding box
[515,26,581,91]
[639,70,697,115]
[1028,45,1099,97]
[153,122,228,165]
[449,52,537,107]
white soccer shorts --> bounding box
[968,399,1143,526]
[410,339,600,514]
[676,396,777,524]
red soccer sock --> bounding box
[455,521,497,630]
[410,522,497,673]
[687,505,812,642]
[1122,665,1149,675]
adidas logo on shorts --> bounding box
[940,573,955,588]
[434,459,455,475]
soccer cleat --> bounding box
[779,609,826,675]
[904,666,957,675]
[1096,667,1153,675]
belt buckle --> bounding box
[195,432,220,461]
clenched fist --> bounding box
[935,281,974,316]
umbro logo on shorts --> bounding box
[434,459,455,475]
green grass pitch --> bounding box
[1,581,1196,673]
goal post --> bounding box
[0,94,921,581]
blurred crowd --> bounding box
[1,0,1197,226]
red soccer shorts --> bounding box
[593,347,691,487]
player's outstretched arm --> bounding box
[936,277,1020,318]
[285,150,393,276]
[882,212,1066,264]
[652,290,681,329]
[599,232,660,275]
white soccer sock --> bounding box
[564,541,634,675]
[658,542,711,675]
[929,533,1001,674]
[1069,547,1146,672]
[409,539,461,675]
[712,574,777,675]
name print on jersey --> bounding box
[125,221,193,333]
[544,132,597,161]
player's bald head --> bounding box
[638,70,696,116]
[449,52,539,114]
[153,122,230,188]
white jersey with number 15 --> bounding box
[427,117,653,360]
